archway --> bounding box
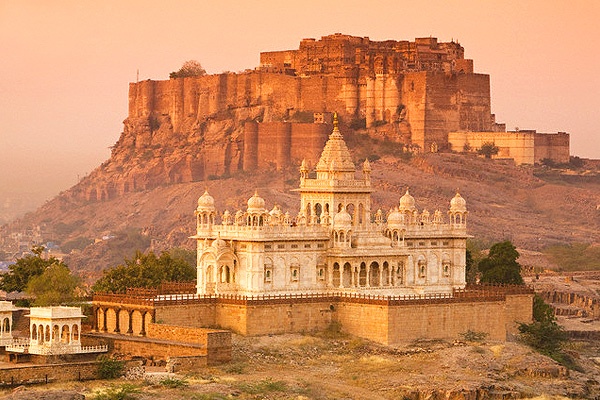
[370,261,380,287]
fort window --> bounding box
[318,267,325,281]
[419,241,426,246]
[291,244,299,249]
[443,241,449,246]
[431,241,437,246]
[277,244,285,249]
[264,244,272,249]
[304,244,311,248]
[240,244,247,250]
[317,243,325,248]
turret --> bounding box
[196,190,216,231]
[448,192,468,225]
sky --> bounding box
[1,0,599,217]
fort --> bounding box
[83,33,569,202]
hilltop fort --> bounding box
[78,33,568,202]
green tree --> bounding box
[92,249,196,294]
[169,60,206,79]
[518,295,575,368]
[0,246,68,293]
[26,263,82,306]
[477,142,499,159]
[477,240,524,284]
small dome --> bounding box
[197,190,215,211]
[247,191,266,212]
[450,192,467,213]
[212,237,228,250]
[269,205,282,217]
[399,189,416,212]
[387,207,404,227]
[334,208,352,228]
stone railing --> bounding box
[95,284,532,308]
[25,343,108,355]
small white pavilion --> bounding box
[0,301,19,346]
[6,306,107,356]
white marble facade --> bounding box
[193,116,469,296]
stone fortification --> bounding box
[67,33,568,203]
[449,130,570,165]
[73,34,495,202]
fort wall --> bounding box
[534,132,570,164]
[447,131,570,165]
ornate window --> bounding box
[290,264,300,282]
[442,261,451,277]
[264,261,273,283]
[317,266,325,281]
[418,260,427,278]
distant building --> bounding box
[448,130,570,165]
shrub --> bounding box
[460,330,489,342]
[239,378,287,394]
[92,384,139,400]
[97,355,125,379]
[159,377,188,388]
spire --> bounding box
[331,112,342,138]
[315,112,355,173]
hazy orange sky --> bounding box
[1,0,599,215]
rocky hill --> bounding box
[2,122,599,283]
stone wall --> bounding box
[448,131,570,165]
[534,132,570,164]
[95,290,533,347]
[0,360,141,387]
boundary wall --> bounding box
[93,286,534,346]
[0,360,141,387]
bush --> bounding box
[92,384,139,400]
[159,377,188,388]
[97,355,125,379]
[239,379,287,394]
[460,330,489,342]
